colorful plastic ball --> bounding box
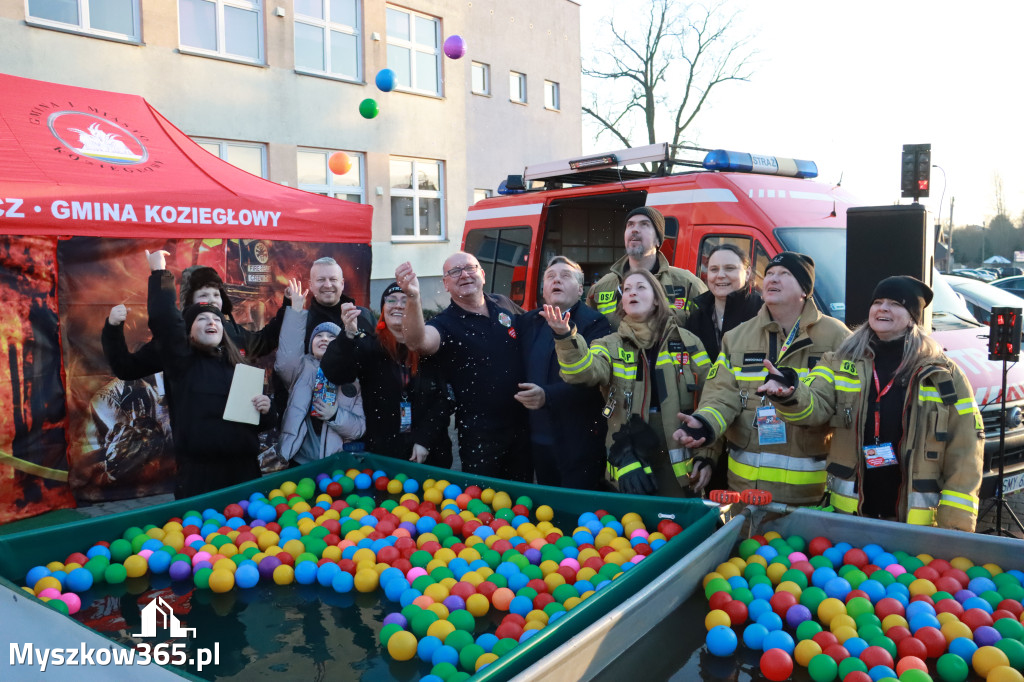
[272,564,294,585]
[763,630,795,655]
[332,571,354,593]
[995,638,1024,670]
[388,630,418,661]
[417,635,442,663]
[328,151,352,175]
[973,645,1011,678]
[936,652,969,682]
[988,667,1024,682]
[65,567,93,593]
[234,564,260,589]
[760,648,794,682]
[866,664,896,680]
[947,636,978,661]
[358,99,379,120]
[374,68,397,92]
[743,623,769,651]
[443,35,467,59]
[807,652,838,682]
[706,625,738,657]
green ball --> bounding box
[516,587,538,601]
[523,565,543,580]
[495,508,515,522]
[744,562,767,580]
[807,652,838,682]
[796,619,823,641]
[995,637,1024,670]
[738,538,762,560]
[800,586,828,613]
[411,550,433,568]
[431,662,458,680]
[866,634,896,659]
[965,565,992,580]
[838,656,868,678]
[935,652,968,682]
[979,590,1003,609]
[731,587,754,605]
[109,539,132,563]
[122,526,145,541]
[704,578,731,599]
[401,604,423,621]
[786,535,806,552]
[430,567,455,582]
[846,597,874,620]
[458,643,485,672]
[448,673,471,682]
[781,569,809,589]
[899,670,931,682]
[809,555,833,570]
[486,573,507,589]
[993,617,1024,642]
[854,612,882,631]
[447,609,475,632]
[895,572,916,587]
[444,629,474,652]
[359,98,379,119]
[379,623,402,645]
[412,575,436,592]
[410,610,439,637]
[543,602,566,616]
[193,567,212,589]
[491,638,518,656]
[46,598,70,615]
[515,496,533,509]
[870,569,896,586]
[104,563,127,584]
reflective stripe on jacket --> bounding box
[693,300,851,504]
[776,349,984,531]
[586,252,707,328]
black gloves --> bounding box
[757,366,799,396]
[678,413,714,443]
[608,415,659,495]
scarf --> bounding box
[618,315,661,350]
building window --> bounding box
[473,189,493,204]
[179,0,263,63]
[296,149,365,203]
[294,0,361,80]
[471,62,490,95]
[195,139,267,178]
[510,71,527,104]
[385,6,441,96]
[27,0,140,40]
[544,80,560,111]
[390,157,444,240]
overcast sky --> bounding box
[579,0,1023,229]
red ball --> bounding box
[909,594,935,606]
[808,536,832,556]
[896,636,928,661]
[326,482,343,497]
[770,591,798,618]
[374,477,389,491]
[992,609,1017,622]
[401,499,418,511]
[886,625,912,643]
[276,552,295,567]
[324,534,341,546]
[913,565,940,582]
[935,598,964,618]
[927,558,952,574]
[750,535,768,545]
[490,518,511,530]
[464,485,482,499]
[494,622,523,641]
[843,548,869,568]
[812,631,839,651]
[862,564,880,576]
[420,541,441,555]
[858,645,893,669]
[265,521,282,534]
[527,578,549,594]
[450,581,476,600]
[366,530,385,541]
[934,576,963,594]
[491,539,513,554]
[961,607,994,631]
[998,598,1023,618]
[709,592,732,611]
[760,648,794,682]
[584,557,605,572]
[545,533,562,545]
[330,500,348,512]
[844,672,873,682]
[391,558,412,574]
[658,520,683,539]
[875,597,906,620]
[845,589,871,603]
[533,593,555,609]
[634,543,653,556]
[477,512,494,525]
[822,644,850,662]
[224,504,244,519]
[476,582,499,599]
[376,546,400,564]
[310,506,325,519]
[914,625,946,658]
[394,536,416,551]
[502,613,526,627]
[722,600,749,626]
[511,504,530,516]
[896,655,928,675]
[790,560,815,580]
[557,566,577,584]
[338,559,356,574]
[939,568,969,589]
[593,509,610,519]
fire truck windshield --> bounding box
[774,227,847,322]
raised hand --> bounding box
[145,249,169,272]
[409,444,428,464]
[395,261,420,299]
[285,277,308,310]
[673,412,710,448]
[340,302,361,334]
[756,359,796,398]
[108,304,128,325]
[540,304,571,335]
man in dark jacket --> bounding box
[299,257,375,350]
[516,256,612,489]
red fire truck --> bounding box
[462,143,1024,499]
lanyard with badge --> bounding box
[863,367,898,468]
[756,322,800,446]
[399,362,412,433]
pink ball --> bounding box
[38,587,62,600]
[559,558,580,571]
[887,564,906,577]
[630,529,650,540]
[192,551,211,566]
[59,593,81,614]
[443,35,467,59]
[788,552,808,563]
[631,555,645,564]
[138,549,153,559]
[185,534,203,546]
[405,567,428,582]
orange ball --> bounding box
[328,151,351,175]
[491,587,515,611]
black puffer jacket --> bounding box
[684,287,763,362]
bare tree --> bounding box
[583,0,756,151]
[993,172,1007,218]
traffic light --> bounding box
[989,307,1022,362]
[900,143,931,199]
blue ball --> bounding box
[742,623,769,651]
[331,571,354,593]
[756,611,784,632]
[867,664,896,681]
[509,596,533,616]
[874,552,898,569]
[402,478,420,494]
[86,546,111,560]
[748,598,773,622]
[147,552,172,575]
[65,567,94,592]
[399,587,421,607]
[317,562,341,587]
[844,636,868,657]
[519,629,539,643]
[417,635,442,663]
[822,547,844,567]
[375,68,397,92]
[476,633,499,652]
[948,636,978,661]
[824,577,852,600]
[727,576,749,590]
[858,579,886,603]
[443,484,462,499]
[294,562,318,585]
[384,577,410,601]
[762,629,795,655]
[812,567,839,588]
[962,596,993,613]
[431,644,459,667]
[755,545,779,561]
[416,516,437,534]
[354,473,372,489]
[967,577,997,594]
[862,543,885,561]
[906,600,937,619]
[507,573,529,592]
[235,564,260,589]
[706,625,738,656]
[751,583,775,602]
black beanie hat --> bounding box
[180,266,233,316]
[625,207,666,246]
[380,281,405,310]
[183,303,225,331]
[872,275,933,323]
[766,252,816,295]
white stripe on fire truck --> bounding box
[646,188,738,206]
[466,204,545,221]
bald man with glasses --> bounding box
[398,252,529,481]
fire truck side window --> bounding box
[752,241,771,292]
[697,235,753,283]
[463,226,532,305]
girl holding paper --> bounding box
[146,249,272,498]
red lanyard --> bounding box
[871,367,896,443]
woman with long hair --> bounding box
[145,250,271,498]
[319,282,452,466]
[686,243,763,362]
[544,269,711,496]
[759,276,984,531]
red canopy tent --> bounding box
[0,73,373,522]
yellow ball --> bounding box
[387,479,403,494]
[424,583,449,602]
[936,611,959,626]
[354,568,379,593]
[987,667,1024,682]
[146,527,165,540]
[949,556,974,571]
[387,630,418,661]
[46,561,66,572]
[882,614,909,632]
[715,562,741,579]
[973,646,1010,678]
[33,576,62,595]
[705,609,731,630]
[794,639,822,667]
[279,481,297,495]
[322,546,342,562]
[209,568,235,593]
[833,625,859,644]
[941,619,973,642]
[462,572,484,587]
[475,652,499,670]
[272,565,294,585]
[776,581,803,598]
[480,488,495,504]
[213,558,237,573]
[829,614,856,633]
[909,578,936,596]
[817,597,847,626]
[466,593,490,617]
[426,603,449,620]
[702,571,726,589]
[491,491,512,510]
[982,562,1004,576]
[536,505,554,522]
[124,554,148,578]
[257,532,280,551]
[426,619,455,642]
[766,562,788,585]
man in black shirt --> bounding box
[398,253,529,481]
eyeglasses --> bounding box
[444,263,480,278]
[383,296,406,306]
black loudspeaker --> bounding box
[845,204,933,329]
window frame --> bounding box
[295,148,367,204]
[696,234,770,293]
[389,156,446,242]
[509,71,527,104]
[177,0,265,65]
[544,80,560,111]
[293,0,362,82]
[25,0,141,43]
[194,138,268,179]
[471,61,491,96]
[385,5,442,97]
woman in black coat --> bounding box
[685,243,763,362]
[320,282,453,466]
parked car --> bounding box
[952,268,996,282]
[944,274,1024,324]
[998,266,1024,278]
[993,275,1024,296]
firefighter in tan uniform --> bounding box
[758,276,984,531]
[675,253,850,504]
[586,207,706,328]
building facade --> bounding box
[0,0,582,305]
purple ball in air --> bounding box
[443,35,467,59]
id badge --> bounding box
[399,401,412,433]
[864,443,897,468]
[756,405,787,446]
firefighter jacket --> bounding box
[774,350,984,531]
[554,317,711,488]
[586,252,707,328]
[693,300,851,504]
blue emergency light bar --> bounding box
[702,149,818,179]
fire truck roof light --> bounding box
[702,149,818,179]
[523,143,670,182]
